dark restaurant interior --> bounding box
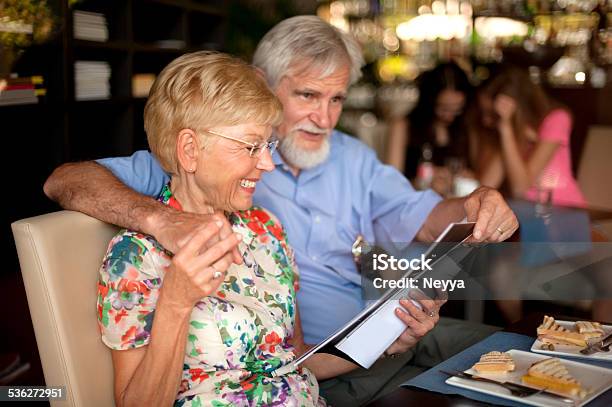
[1,0,612,405]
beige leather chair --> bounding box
[578,126,612,239]
[12,211,119,406]
[578,126,612,211]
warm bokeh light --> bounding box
[475,17,529,39]
[382,28,400,51]
[396,15,470,41]
[432,1,446,15]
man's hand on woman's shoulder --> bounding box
[147,206,243,265]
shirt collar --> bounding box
[272,149,285,167]
[158,182,183,211]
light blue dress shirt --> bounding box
[97,131,441,343]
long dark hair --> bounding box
[408,62,473,153]
[477,65,561,148]
[469,65,571,167]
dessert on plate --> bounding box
[575,321,605,340]
[521,357,588,398]
[472,351,515,374]
[536,315,605,349]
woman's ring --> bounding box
[212,268,222,279]
[428,310,436,318]
[496,226,505,235]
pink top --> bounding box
[524,109,586,207]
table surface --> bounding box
[585,207,612,222]
[367,313,610,407]
[367,201,612,406]
[509,199,612,223]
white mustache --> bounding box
[293,124,328,135]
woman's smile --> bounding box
[239,178,259,193]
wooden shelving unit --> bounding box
[1,0,229,271]
[4,0,227,159]
[67,0,228,158]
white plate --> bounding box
[445,349,612,407]
[531,320,612,362]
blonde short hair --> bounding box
[144,51,283,174]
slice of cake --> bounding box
[472,351,515,374]
[537,315,587,347]
[575,321,605,340]
[521,358,587,398]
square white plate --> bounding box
[531,320,612,362]
[445,349,612,407]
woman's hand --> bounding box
[162,221,242,310]
[494,94,517,127]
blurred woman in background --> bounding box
[387,62,473,195]
[470,65,586,207]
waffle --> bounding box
[536,315,587,347]
[538,334,585,347]
[472,351,515,374]
[521,358,587,398]
[575,321,605,340]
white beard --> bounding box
[278,130,331,170]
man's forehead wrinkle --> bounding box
[285,71,350,96]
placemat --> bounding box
[403,331,612,406]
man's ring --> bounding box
[496,226,505,235]
[212,268,222,279]
[428,311,436,318]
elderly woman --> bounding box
[96,52,350,406]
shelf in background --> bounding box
[73,39,132,51]
[133,43,194,53]
[70,97,134,106]
[145,0,227,16]
[73,40,201,54]
[0,97,143,110]
[5,0,229,164]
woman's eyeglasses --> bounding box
[204,129,279,158]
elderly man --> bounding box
[45,16,517,406]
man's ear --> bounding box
[176,129,199,173]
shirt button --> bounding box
[314,216,321,223]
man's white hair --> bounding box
[252,15,364,88]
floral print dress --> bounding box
[97,184,325,406]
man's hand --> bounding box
[43,161,243,264]
[385,290,447,355]
[464,186,519,242]
[147,207,242,264]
